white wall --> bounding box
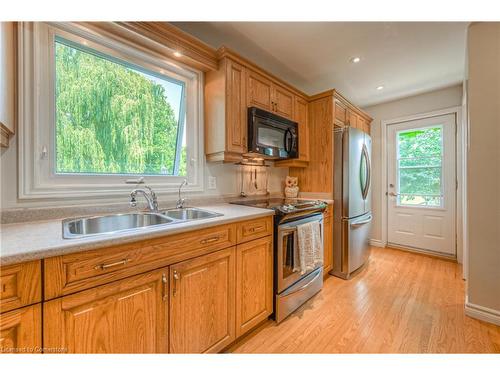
[465,23,500,319]
[363,84,463,243]
[0,132,289,210]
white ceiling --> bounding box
[172,22,468,107]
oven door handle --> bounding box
[279,216,323,231]
[281,268,322,297]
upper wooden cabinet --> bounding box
[205,57,248,163]
[44,268,169,353]
[247,69,273,112]
[271,84,294,119]
[169,247,236,353]
[0,22,17,148]
[205,47,308,163]
[290,90,372,194]
[246,70,294,120]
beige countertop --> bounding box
[0,203,274,266]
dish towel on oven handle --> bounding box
[295,220,323,275]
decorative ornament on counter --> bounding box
[284,176,299,198]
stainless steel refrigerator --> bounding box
[331,127,372,279]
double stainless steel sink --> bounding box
[62,208,223,239]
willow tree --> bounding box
[55,40,185,176]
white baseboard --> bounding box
[465,298,500,326]
[370,239,386,248]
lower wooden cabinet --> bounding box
[169,247,236,353]
[235,236,273,337]
[43,268,169,353]
[0,304,42,354]
[323,212,333,274]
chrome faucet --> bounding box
[130,186,159,212]
[176,179,188,209]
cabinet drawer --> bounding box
[236,216,273,243]
[0,261,41,313]
[45,224,237,299]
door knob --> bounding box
[388,192,397,197]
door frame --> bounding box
[380,106,467,276]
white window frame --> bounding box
[18,22,204,200]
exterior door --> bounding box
[387,114,456,255]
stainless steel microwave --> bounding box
[247,107,298,159]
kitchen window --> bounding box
[18,22,204,199]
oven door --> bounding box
[277,214,324,293]
[248,107,298,159]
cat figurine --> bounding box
[284,176,299,198]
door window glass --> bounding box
[397,126,443,207]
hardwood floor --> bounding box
[227,247,500,353]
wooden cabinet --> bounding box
[0,22,16,148]
[247,70,295,120]
[44,268,168,353]
[169,248,236,353]
[205,57,247,162]
[0,304,42,354]
[334,98,347,126]
[6,217,274,354]
[205,47,306,162]
[236,236,273,337]
[272,84,294,119]
[44,223,236,299]
[247,69,273,112]
[323,204,334,275]
[290,90,372,194]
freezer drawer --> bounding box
[331,212,372,279]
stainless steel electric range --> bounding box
[231,198,327,323]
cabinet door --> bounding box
[273,84,294,119]
[323,213,333,274]
[247,70,273,111]
[226,59,247,154]
[295,96,309,161]
[44,268,168,353]
[334,99,347,126]
[0,304,42,354]
[236,236,273,337]
[170,247,236,353]
[347,109,358,128]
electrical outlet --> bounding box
[208,176,217,190]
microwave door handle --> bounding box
[284,128,292,153]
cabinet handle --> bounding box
[94,258,131,271]
[249,225,264,233]
[162,273,168,301]
[172,270,180,297]
[200,236,220,244]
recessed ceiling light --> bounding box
[376,85,385,91]
[350,57,361,64]
[173,51,182,58]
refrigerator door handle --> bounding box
[360,144,371,200]
[350,215,373,227]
